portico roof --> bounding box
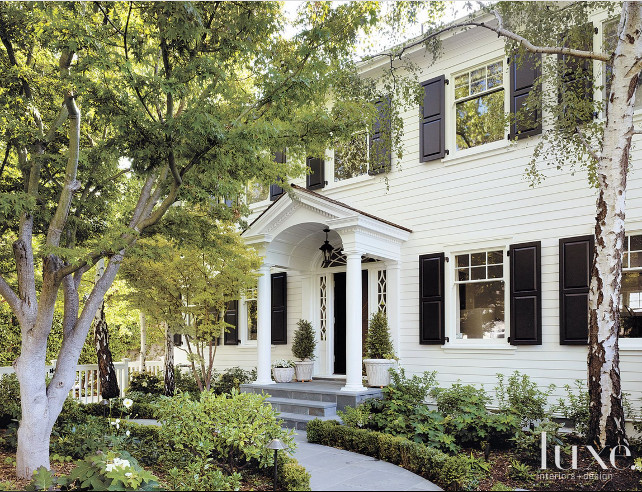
[242,184,411,270]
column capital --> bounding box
[343,249,362,259]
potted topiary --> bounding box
[363,310,397,387]
[292,319,316,381]
[272,359,295,383]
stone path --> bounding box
[291,431,442,491]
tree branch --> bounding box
[0,274,23,318]
[576,125,600,163]
[378,9,610,63]
[46,93,81,248]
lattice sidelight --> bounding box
[320,275,328,340]
[377,269,387,313]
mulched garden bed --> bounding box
[472,444,639,491]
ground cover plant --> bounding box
[331,369,641,491]
[0,371,309,491]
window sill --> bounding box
[619,340,642,351]
[441,342,516,353]
[441,136,538,168]
[326,173,373,192]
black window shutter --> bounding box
[558,24,594,124]
[270,151,286,201]
[224,300,239,345]
[509,242,542,345]
[560,235,593,345]
[510,52,542,139]
[173,333,183,346]
[419,253,446,344]
[369,98,391,175]
[271,272,287,344]
[420,75,446,161]
[306,157,325,190]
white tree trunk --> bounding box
[587,2,642,448]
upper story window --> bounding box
[246,180,268,205]
[334,132,369,181]
[620,234,642,338]
[603,19,642,109]
[454,60,505,150]
[455,250,505,340]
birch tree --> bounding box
[0,1,393,478]
[384,1,640,448]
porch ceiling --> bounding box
[242,184,411,270]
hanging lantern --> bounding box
[319,228,334,268]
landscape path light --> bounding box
[267,438,287,491]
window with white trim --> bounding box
[334,132,369,181]
[454,60,506,150]
[620,234,642,338]
[243,288,257,342]
[455,250,505,339]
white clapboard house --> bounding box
[174,9,642,407]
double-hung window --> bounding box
[620,234,642,338]
[334,132,369,181]
[455,250,505,340]
[454,61,505,150]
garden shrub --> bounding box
[166,459,242,491]
[156,389,294,473]
[278,454,311,491]
[174,366,201,394]
[0,374,20,427]
[365,311,395,359]
[213,366,256,395]
[306,419,483,491]
[496,371,555,423]
[553,379,589,435]
[127,372,163,395]
[512,419,565,462]
[292,319,316,361]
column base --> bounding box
[340,383,366,392]
[253,379,275,386]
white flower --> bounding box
[125,430,131,437]
[115,419,121,424]
[125,472,132,478]
[105,464,115,472]
[122,398,133,409]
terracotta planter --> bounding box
[272,367,295,383]
[294,360,314,381]
[363,359,396,387]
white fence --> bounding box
[0,358,165,404]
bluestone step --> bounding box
[267,396,337,417]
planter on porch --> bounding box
[294,360,314,382]
[272,367,295,383]
[364,359,396,387]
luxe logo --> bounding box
[540,432,632,470]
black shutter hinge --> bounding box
[444,336,450,343]
[444,78,449,85]
[508,337,511,344]
[507,57,510,65]
[594,26,599,35]
[444,256,449,262]
[506,250,510,256]
[444,149,450,156]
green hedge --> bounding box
[306,419,480,491]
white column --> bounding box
[342,250,366,392]
[255,263,274,385]
[387,262,401,357]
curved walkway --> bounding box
[291,431,441,492]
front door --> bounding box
[333,270,368,375]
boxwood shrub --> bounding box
[307,419,483,491]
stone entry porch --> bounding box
[241,380,382,430]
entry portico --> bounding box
[242,184,411,392]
